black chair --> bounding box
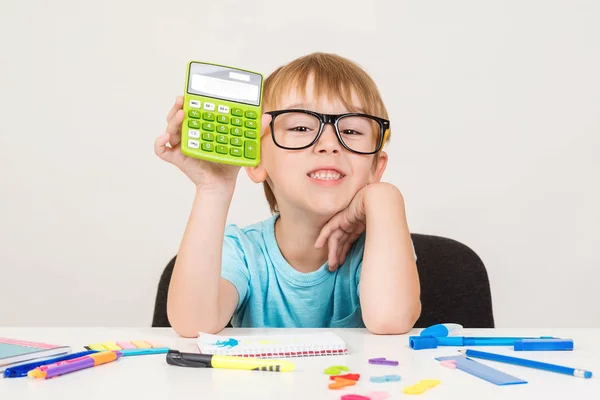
[152,233,494,329]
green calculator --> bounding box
[181,61,264,167]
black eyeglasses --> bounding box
[265,109,390,155]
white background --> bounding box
[0,0,598,328]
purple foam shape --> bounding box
[369,358,399,366]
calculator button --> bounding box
[230,148,242,157]
[231,117,243,127]
[188,139,200,149]
[201,142,214,152]
[203,102,215,111]
[244,130,256,139]
[202,132,214,141]
[188,120,201,129]
[216,145,228,154]
[231,127,242,136]
[230,137,242,147]
[216,135,228,144]
[189,100,201,109]
[245,110,257,119]
[217,125,228,134]
[188,109,201,119]
[245,120,257,129]
[231,108,243,117]
[203,112,215,121]
[218,105,230,114]
[202,122,214,131]
[244,141,257,159]
[188,129,200,138]
[217,115,229,124]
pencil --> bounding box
[459,349,592,379]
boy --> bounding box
[154,52,421,337]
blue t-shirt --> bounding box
[220,213,366,328]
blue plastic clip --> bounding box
[370,374,401,383]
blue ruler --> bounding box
[436,355,527,386]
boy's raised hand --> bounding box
[154,96,271,189]
[314,187,368,272]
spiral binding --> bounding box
[205,341,347,358]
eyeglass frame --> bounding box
[264,109,390,155]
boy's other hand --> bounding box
[314,187,369,272]
[155,96,266,189]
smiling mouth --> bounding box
[307,170,346,181]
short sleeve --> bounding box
[220,225,251,310]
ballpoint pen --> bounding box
[166,350,296,372]
[409,335,557,350]
[459,349,593,379]
[3,350,99,378]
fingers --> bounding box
[327,229,346,271]
[315,219,338,248]
[327,234,339,271]
[339,240,352,266]
[166,96,184,122]
[166,109,184,147]
[154,132,177,164]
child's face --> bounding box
[248,80,388,218]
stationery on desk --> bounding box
[0,337,71,372]
[28,351,122,379]
[3,350,98,378]
[197,331,348,358]
[84,339,169,354]
[167,350,296,372]
[459,349,593,379]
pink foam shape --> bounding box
[366,391,390,400]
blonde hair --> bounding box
[261,52,391,214]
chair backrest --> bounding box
[411,233,494,328]
[152,233,494,328]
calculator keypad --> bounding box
[186,100,259,162]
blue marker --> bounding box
[460,349,593,379]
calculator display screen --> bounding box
[188,63,262,106]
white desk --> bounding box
[1,327,598,399]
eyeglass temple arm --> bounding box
[380,128,390,151]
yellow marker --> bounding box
[211,355,295,372]
[101,341,121,351]
[87,343,107,351]
[166,350,295,372]
[131,340,152,349]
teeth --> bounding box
[309,171,342,180]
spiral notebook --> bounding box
[197,331,348,358]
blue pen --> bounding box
[460,349,593,379]
[3,350,99,378]
[410,335,554,350]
